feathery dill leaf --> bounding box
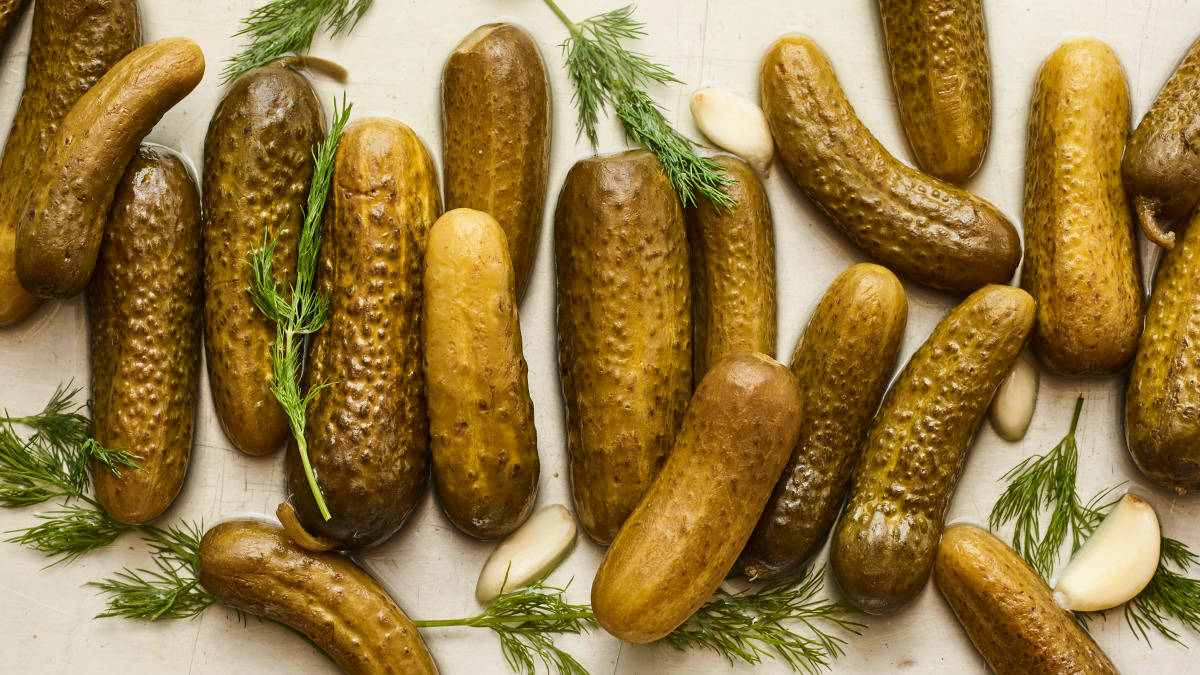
[0,383,140,506]
[9,383,92,453]
[1120,537,1200,645]
[224,0,373,83]
[248,97,352,521]
[988,396,1118,578]
[662,567,864,674]
[543,0,736,209]
[91,522,213,621]
[7,500,131,564]
[413,576,595,675]
[0,385,143,561]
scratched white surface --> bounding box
[0,0,1197,672]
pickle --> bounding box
[286,118,441,549]
[686,155,776,379]
[831,285,1035,614]
[202,62,325,456]
[0,0,141,325]
[89,145,201,525]
[554,149,691,544]
[742,264,907,581]
[1021,38,1142,375]
[423,208,538,539]
[761,33,1020,293]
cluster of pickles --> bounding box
[0,0,1198,672]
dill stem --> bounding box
[295,433,329,520]
[413,610,595,629]
[1066,395,1083,435]
[541,0,578,34]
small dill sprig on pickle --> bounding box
[247,97,352,522]
[541,1,736,209]
[990,395,1200,644]
[224,0,374,83]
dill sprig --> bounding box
[988,396,1117,578]
[1123,538,1200,644]
[662,568,864,674]
[7,383,92,454]
[413,577,596,675]
[224,0,373,83]
[8,501,132,564]
[247,97,352,521]
[0,386,142,562]
[0,383,139,506]
[91,522,213,621]
[543,0,736,209]
[990,395,1200,644]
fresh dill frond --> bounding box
[553,4,678,148]
[224,0,373,83]
[543,0,736,209]
[247,97,351,521]
[84,438,143,482]
[616,89,737,211]
[413,577,596,675]
[91,522,214,621]
[1119,537,1200,645]
[987,396,1120,578]
[0,422,75,506]
[0,386,143,561]
[6,500,132,565]
[0,386,139,507]
[662,567,864,674]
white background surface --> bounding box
[1,0,1197,673]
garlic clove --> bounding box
[689,87,774,174]
[476,504,578,604]
[1053,494,1161,612]
[989,348,1039,441]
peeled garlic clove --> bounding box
[690,87,774,173]
[1053,494,1161,612]
[989,348,1039,441]
[476,504,578,604]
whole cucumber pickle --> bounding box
[286,117,441,549]
[555,149,692,544]
[878,0,991,183]
[686,155,776,380]
[1125,206,1200,494]
[89,145,202,525]
[1123,36,1200,249]
[742,263,907,581]
[1021,38,1142,375]
[831,285,1034,614]
[423,208,539,539]
[761,33,1020,293]
[442,22,551,298]
[203,62,325,456]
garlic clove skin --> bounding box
[689,87,774,174]
[476,504,578,604]
[1053,494,1161,612]
[989,348,1039,441]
